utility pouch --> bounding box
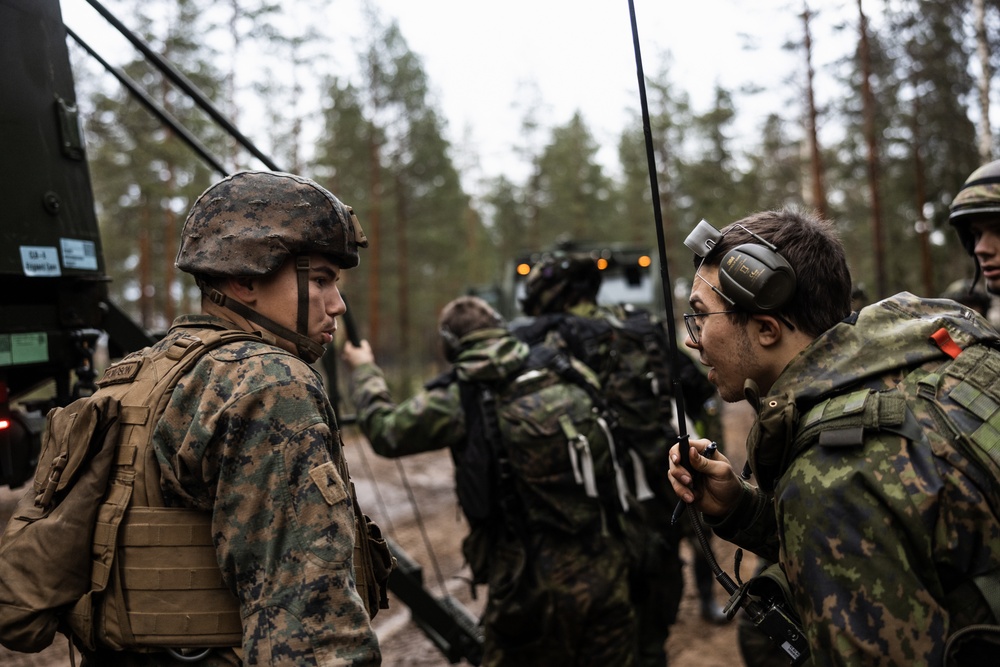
[0,395,121,652]
[348,459,394,618]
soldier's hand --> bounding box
[668,437,742,517]
[342,339,375,368]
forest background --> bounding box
[62,0,1000,394]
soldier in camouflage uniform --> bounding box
[342,296,636,667]
[950,159,1000,298]
[668,208,1000,665]
[83,171,382,665]
[516,252,727,667]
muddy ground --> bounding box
[1,401,764,667]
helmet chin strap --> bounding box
[204,258,325,363]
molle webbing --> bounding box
[795,389,922,451]
[924,343,1000,473]
[792,343,1000,624]
[69,329,260,651]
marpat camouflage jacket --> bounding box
[153,314,380,666]
[709,292,1000,666]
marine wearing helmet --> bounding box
[176,170,367,361]
[949,159,1000,295]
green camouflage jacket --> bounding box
[710,292,1000,666]
[350,329,623,533]
[152,314,380,666]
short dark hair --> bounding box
[439,296,505,340]
[696,208,852,337]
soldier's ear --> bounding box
[751,314,782,348]
[227,276,257,303]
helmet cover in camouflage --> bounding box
[949,159,1000,256]
[520,252,602,316]
[176,171,368,276]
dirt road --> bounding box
[1,402,761,666]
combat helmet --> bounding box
[176,170,367,275]
[520,252,602,316]
[176,171,368,362]
[949,159,1000,257]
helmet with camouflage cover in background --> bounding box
[949,159,1000,257]
[175,171,368,362]
[520,252,602,317]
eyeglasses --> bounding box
[683,311,736,345]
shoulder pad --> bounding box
[796,389,923,451]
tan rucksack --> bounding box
[0,328,260,653]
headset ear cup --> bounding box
[719,244,796,312]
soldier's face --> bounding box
[685,266,760,403]
[971,218,1000,295]
[252,254,347,353]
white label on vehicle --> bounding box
[20,246,61,277]
[61,238,98,270]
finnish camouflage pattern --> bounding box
[481,532,635,667]
[719,292,1000,666]
[350,330,636,665]
[352,330,621,533]
[176,171,367,276]
[150,314,380,666]
[535,302,686,666]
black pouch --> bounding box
[944,625,1000,667]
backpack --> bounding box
[432,342,630,585]
[788,326,1000,661]
[0,328,258,653]
[0,327,392,654]
[513,305,702,504]
[443,342,630,651]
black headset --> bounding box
[683,219,797,314]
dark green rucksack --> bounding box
[429,343,629,582]
[440,342,630,652]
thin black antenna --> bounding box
[625,0,693,484]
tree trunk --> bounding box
[911,81,933,296]
[857,0,886,298]
[974,0,994,162]
[801,3,829,221]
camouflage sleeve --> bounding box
[775,432,1000,666]
[156,345,380,666]
[349,361,466,458]
[702,477,781,562]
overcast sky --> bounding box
[62,0,861,187]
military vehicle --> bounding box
[494,239,664,322]
[0,0,482,661]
